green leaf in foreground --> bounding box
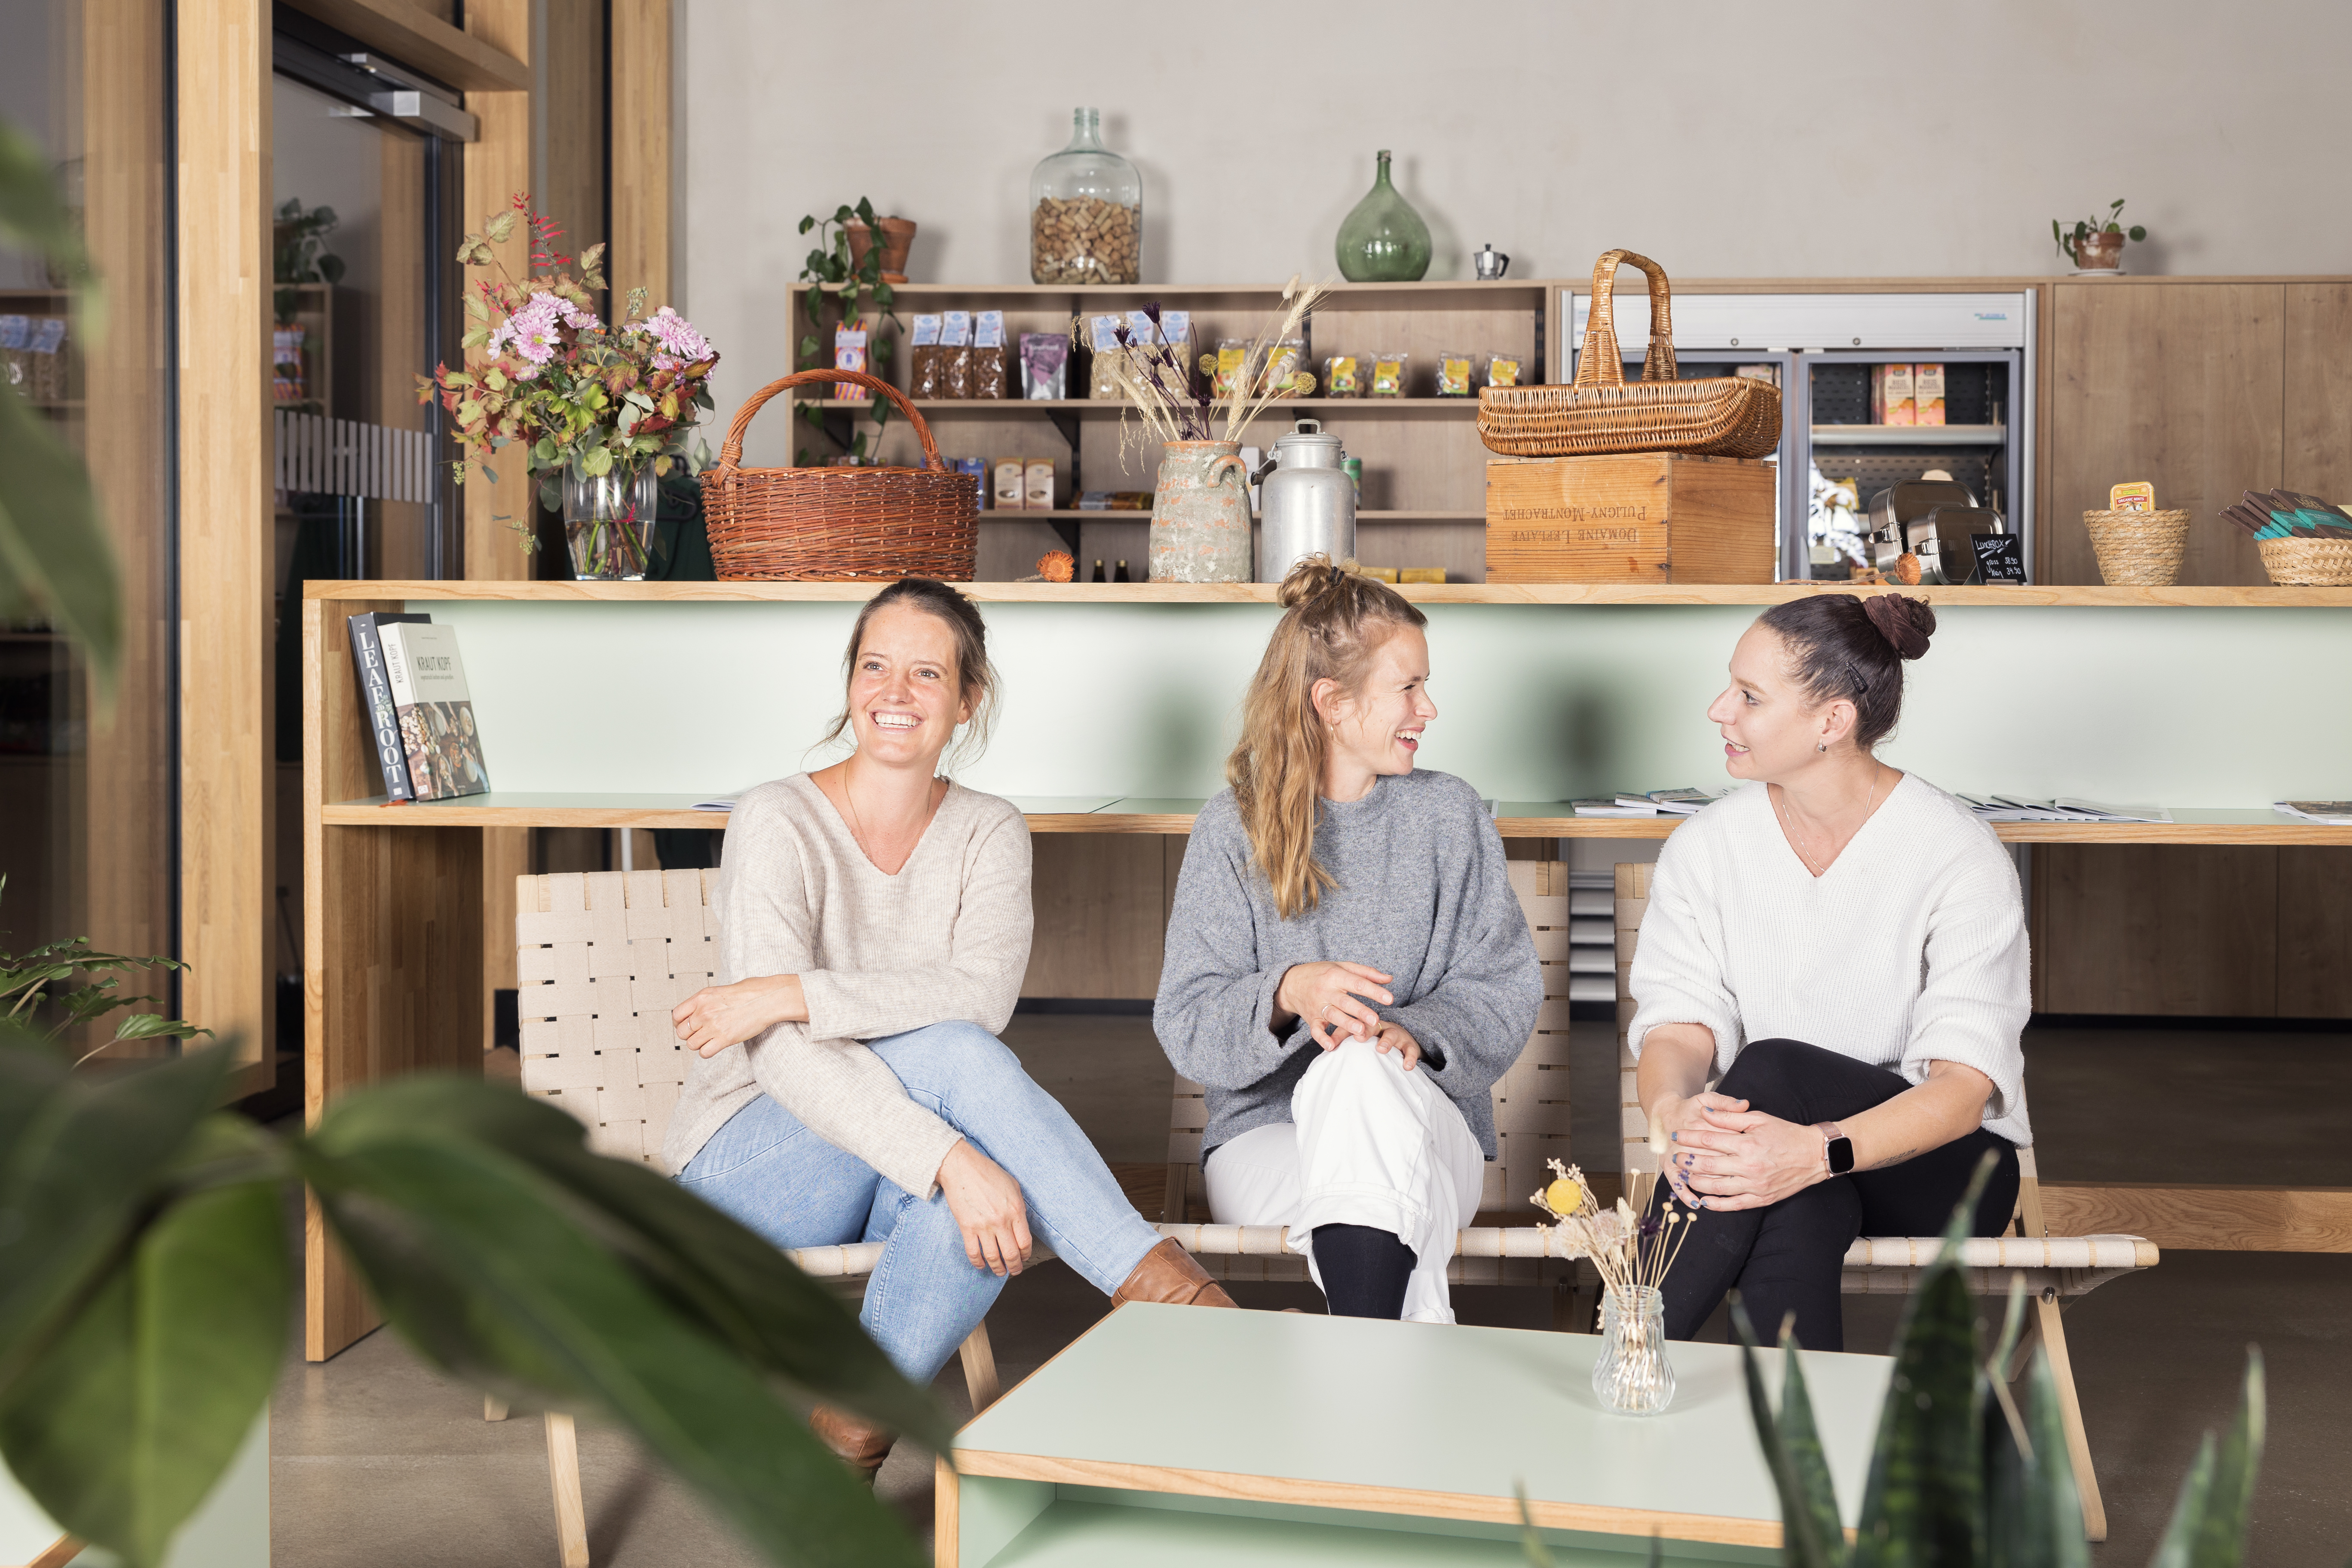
[0,373,121,704]
[1731,1298,1842,1568]
[0,1152,285,1568]
[2150,1349,2265,1568]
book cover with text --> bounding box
[377,622,491,801]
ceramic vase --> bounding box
[1591,1286,1676,1415]
[1148,441,1251,583]
[1335,150,1431,283]
[563,468,658,581]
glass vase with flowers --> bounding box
[420,195,719,579]
[1531,1159,1698,1415]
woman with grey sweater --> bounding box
[1155,558,1543,1323]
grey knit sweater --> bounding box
[1153,769,1543,1161]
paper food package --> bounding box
[1913,362,1945,426]
[993,459,1026,510]
[1024,459,1056,511]
[1874,363,1915,426]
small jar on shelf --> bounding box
[1030,107,1140,285]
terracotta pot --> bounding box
[2071,229,2126,271]
[1147,441,1252,583]
[844,216,917,283]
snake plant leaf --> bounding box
[0,367,122,704]
[1731,1298,1843,1568]
[0,1135,286,1568]
[2024,1348,2091,1568]
[1851,1154,1997,1568]
[0,1032,235,1386]
[314,1073,949,1447]
[2149,1349,2265,1568]
[298,1106,928,1568]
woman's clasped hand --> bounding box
[1654,1092,1833,1212]
[1273,960,1424,1069]
[671,972,806,1058]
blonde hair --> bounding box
[1226,556,1427,919]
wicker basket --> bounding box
[1476,250,1781,459]
[702,369,978,581]
[2082,508,2190,586]
[2257,535,2352,586]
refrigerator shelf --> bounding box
[1809,424,2007,447]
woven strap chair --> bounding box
[508,869,1003,1568]
[1613,861,2155,1542]
[1158,859,1588,1324]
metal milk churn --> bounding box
[1255,418,1357,581]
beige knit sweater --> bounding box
[660,773,1034,1195]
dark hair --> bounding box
[820,578,1000,766]
[1228,555,1428,918]
[1753,592,1937,750]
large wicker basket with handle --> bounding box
[1477,250,1782,459]
[701,369,978,581]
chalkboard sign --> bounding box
[1972,533,2027,584]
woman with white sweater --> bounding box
[661,579,1233,1481]
[1629,592,2029,1352]
[1155,558,1544,1324]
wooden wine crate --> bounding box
[1484,453,1776,583]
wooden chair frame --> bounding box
[1612,861,2154,1542]
[508,869,1001,1566]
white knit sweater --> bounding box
[1627,774,2032,1146]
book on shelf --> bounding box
[346,611,431,799]
[1644,787,1729,815]
[692,793,743,812]
[2275,800,2352,824]
[1574,796,1660,818]
[377,621,491,801]
[1957,794,2171,824]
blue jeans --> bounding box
[676,1020,1162,1385]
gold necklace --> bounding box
[1776,765,1885,877]
[842,766,939,869]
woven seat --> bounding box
[1158,859,1589,1314]
[509,870,1002,1567]
[1613,861,2153,1541]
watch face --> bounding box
[1828,1136,1856,1175]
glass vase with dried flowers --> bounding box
[419,195,719,579]
[1531,1159,1697,1415]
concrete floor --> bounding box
[270,1019,2352,1566]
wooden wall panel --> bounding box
[2038,845,2278,1016]
[178,0,273,1084]
[2046,282,2283,586]
[2283,284,2352,502]
[541,0,606,294]
[2278,848,2352,1018]
[1021,834,1168,998]
[610,0,673,311]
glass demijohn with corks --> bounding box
[1030,107,1140,285]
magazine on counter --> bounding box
[346,611,430,799]
[2276,800,2352,824]
[377,621,491,801]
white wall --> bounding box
[683,0,2352,425]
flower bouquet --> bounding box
[1531,1160,1697,1414]
[419,196,719,579]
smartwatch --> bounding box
[1822,1124,1856,1176]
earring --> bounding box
[1817,742,1827,752]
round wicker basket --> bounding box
[2257,535,2352,586]
[2082,508,2190,587]
[701,369,978,582]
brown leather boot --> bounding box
[809,1405,894,1484]
[1111,1237,1240,1310]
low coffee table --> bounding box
[941,1302,1893,1567]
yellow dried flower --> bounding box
[1544,1178,1584,1216]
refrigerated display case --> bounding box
[1562,288,2036,581]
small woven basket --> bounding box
[2257,535,2352,586]
[2082,508,2190,586]
[1476,249,1781,460]
[702,369,977,581]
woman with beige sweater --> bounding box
[660,579,1231,1480]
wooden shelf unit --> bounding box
[784,277,1562,583]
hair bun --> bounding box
[1276,553,1349,609]
[1862,593,1936,660]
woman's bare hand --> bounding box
[1647,1088,1751,1207]
[1370,1019,1423,1072]
[1275,961,1394,1049]
[1667,1108,1825,1211]
[935,1139,1032,1276]
[671,974,807,1058]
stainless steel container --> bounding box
[1256,418,1357,581]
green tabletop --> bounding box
[955,1303,1890,1549]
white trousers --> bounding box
[1202,1039,1484,1324]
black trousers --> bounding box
[1653,1038,2018,1353]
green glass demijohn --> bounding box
[1335,150,1431,282]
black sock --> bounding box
[1311,1224,1416,1319]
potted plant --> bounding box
[795,197,902,466]
[419,196,719,579]
[844,212,917,282]
[2052,199,2147,273]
